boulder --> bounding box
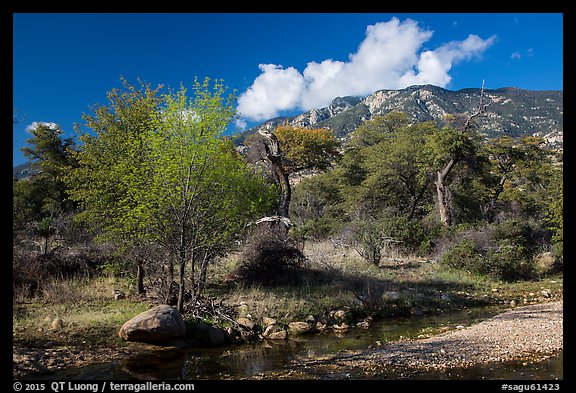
[119,305,186,342]
[207,326,226,346]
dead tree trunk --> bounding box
[258,129,291,218]
[136,260,145,295]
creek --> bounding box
[31,305,562,380]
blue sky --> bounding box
[12,13,563,166]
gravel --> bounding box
[278,300,563,378]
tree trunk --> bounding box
[491,174,508,207]
[42,235,49,255]
[136,260,145,295]
[177,255,186,314]
[435,178,452,227]
[271,158,291,218]
[197,250,209,296]
[435,157,457,227]
[176,228,187,314]
[259,130,291,218]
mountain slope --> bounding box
[237,85,563,147]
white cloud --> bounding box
[25,121,59,133]
[237,64,305,121]
[511,51,522,60]
[235,118,247,130]
[237,17,496,123]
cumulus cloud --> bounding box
[237,64,305,121]
[511,51,522,60]
[237,17,496,123]
[25,121,59,133]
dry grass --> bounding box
[13,276,150,347]
[206,240,513,324]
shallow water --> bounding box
[31,306,562,380]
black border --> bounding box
[4,1,572,391]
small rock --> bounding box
[288,321,311,335]
[333,310,347,321]
[356,320,370,329]
[51,319,64,330]
[267,330,287,340]
[236,317,256,331]
[441,293,451,302]
[262,317,276,327]
[113,290,125,300]
[510,300,517,307]
[541,289,552,298]
[456,325,465,329]
[262,324,277,337]
[333,323,349,332]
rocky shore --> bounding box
[265,300,563,379]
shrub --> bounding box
[483,238,535,281]
[349,221,388,266]
[439,239,482,272]
[234,223,307,286]
[438,219,541,281]
[13,244,111,299]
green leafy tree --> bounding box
[14,123,77,252]
[68,78,163,294]
[428,83,490,227]
[69,78,275,311]
[351,111,409,148]
[145,80,275,310]
[360,119,437,220]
